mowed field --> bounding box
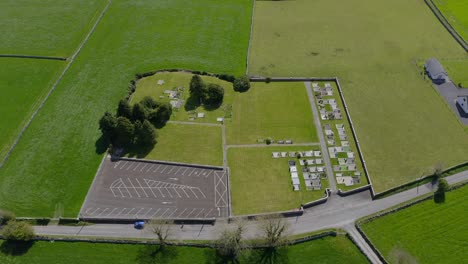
[129,123,223,166]
[226,82,318,144]
[0,0,252,217]
[442,59,468,87]
[0,59,64,161]
[248,0,468,192]
[434,0,468,41]
[361,185,468,263]
[229,146,327,215]
[0,0,106,57]
[0,235,367,263]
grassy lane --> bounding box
[226,82,318,145]
[229,146,327,215]
[0,59,64,161]
[248,0,468,192]
[0,235,367,263]
[0,0,107,57]
[361,184,468,263]
[0,0,252,217]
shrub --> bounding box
[265,77,272,83]
[233,76,251,92]
[2,221,35,241]
[218,74,235,82]
[204,83,224,106]
[189,75,205,99]
[117,99,132,119]
[265,138,272,145]
[0,210,15,225]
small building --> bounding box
[425,58,449,84]
[456,96,468,115]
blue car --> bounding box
[134,221,145,229]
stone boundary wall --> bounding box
[373,160,468,199]
[302,188,330,209]
[423,0,468,52]
[79,217,216,225]
[0,54,67,61]
[345,232,380,264]
[4,230,338,249]
[245,0,256,74]
[337,184,372,197]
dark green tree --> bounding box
[117,99,132,119]
[141,96,160,110]
[2,221,35,241]
[114,116,134,147]
[434,178,449,203]
[132,103,147,122]
[204,83,224,106]
[189,75,205,99]
[135,120,157,147]
[0,209,15,225]
[233,76,251,92]
[98,111,117,139]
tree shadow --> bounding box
[434,192,445,203]
[135,245,178,264]
[95,134,109,154]
[125,143,155,159]
[184,95,201,111]
[203,100,223,111]
[244,247,289,264]
[203,249,240,264]
[0,240,35,256]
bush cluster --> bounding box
[2,221,35,241]
[189,75,225,107]
[99,97,172,150]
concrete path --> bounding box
[344,223,383,264]
[304,81,337,192]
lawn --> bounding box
[434,0,468,41]
[226,82,318,145]
[128,123,223,166]
[361,184,468,263]
[442,59,468,87]
[0,0,107,57]
[131,71,235,123]
[0,0,252,217]
[0,58,64,161]
[228,146,328,215]
[248,0,468,193]
[0,235,367,263]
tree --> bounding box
[2,221,35,241]
[433,163,444,179]
[189,75,205,99]
[0,209,15,225]
[98,111,117,139]
[114,116,134,147]
[117,99,132,119]
[233,76,251,92]
[148,219,173,247]
[134,120,157,147]
[155,103,172,126]
[258,215,290,248]
[141,96,160,110]
[215,220,246,261]
[204,83,224,106]
[434,178,449,203]
[132,103,147,122]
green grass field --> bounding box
[229,146,328,215]
[0,0,107,56]
[434,0,468,41]
[131,71,235,123]
[0,0,252,217]
[248,0,468,193]
[0,235,367,263]
[0,58,64,161]
[361,185,468,263]
[226,82,318,145]
[127,123,223,166]
[442,59,468,87]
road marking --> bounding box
[175,167,183,174]
[113,161,121,168]
[157,188,165,198]
[167,167,176,174]
[133,163,141,171]
[107,208,118,216]
[150,208,161,218]
[143,208,153,217]
[135,178,149,197]
[160,166,168,173]
[97,208,109,216]
[205,208,213,217]
[194,208,205,218]
[126,163,134,170]
[186,208,197,218]
[126,208,136,215]
[190,188,199,199]
[177,208,187,218]
[181,168,189,175]
[127,178,140,198]
[146,164,154,172]
[117,208,127,216]
[173,188,182,198]
[160,208,171,218]
[140,164,148,171]
[188,169,195,177]
[153,165,161,172]
[120,161,129,169]
[205,170,213,178]
[89,207,101,215]
[135,208,145,217]
[165,187,173,198]
[181,188,190,198]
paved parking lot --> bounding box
[80,157,229,220]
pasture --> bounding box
[0,0,252,217]
[131,71,235,123]
[0,0,106,57]
[129,123,223,166]
[0,58,63,161]
[0,235,366,263]
[248,0,468,193]
[443,59,468,87]
[228,146,327,215]
[361,184,468,263]
[226,82,318,145]
[434,0,468,41]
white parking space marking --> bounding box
[133,163,141,171]
[107,208,118,216]
[159,208,171,218]
[135,178,149,198]
[194,208,205,218]
[113,161,121,169]
[135,208,145,217]
[126,163,134,170]
[119,161,129,170]
[159,166,168,173]
[117,208,127,216]
[146,164,154,172]
[140,164,148,171]
[153,165,161,172]
[186,208,197,218]
[150,208,161,218]
[97,208,109,216]
[127,178,141,198]
[143,208,152,217]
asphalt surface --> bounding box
[80,157,229,219]
[434,81,468,125]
